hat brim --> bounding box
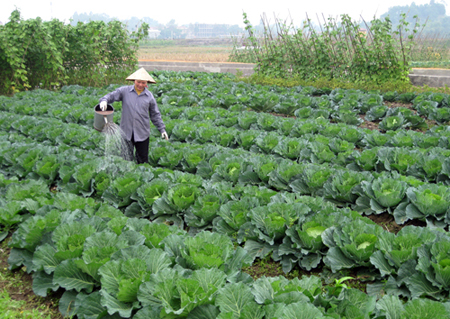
[126,67,156,83]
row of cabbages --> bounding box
[3,111,450,230]
[2,132,450,308]
[2,170,450,318]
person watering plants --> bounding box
[99,67,169,164]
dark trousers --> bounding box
[131,134,149,164]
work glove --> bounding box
[161,132,169,140]
[100,101,107,111]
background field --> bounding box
[138,39,234,62]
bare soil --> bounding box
[365,212,426,234]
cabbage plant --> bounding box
[276,118,297,136]
[353,172,408,215]
[307,141,336,164]
[377,147,421,175]
[257,113,278,131]
[280,210,358,271]
[133,179,169,214]
[332,109,363,125]
[213,197,260,240]
[387,130,415,148]
[365,105,388,122]
[181,231,234,269]
[184,192,225,228]
[348,147,379,172]
[290,163,334,197]
[323,169,371,205]
[404,184,450,224]
[268,160,304,191]
[274,98,299,115]
[414,100,438,117]
[338,126,364,145]
[362,130,391,147]
[379,115,405,131]
[430,107,450,124]
[272,137,307,160]
[250,156,279,184]
[371,226,439,277]
[430,92,448,106]
[237,112,258,130]
[291,119,321,137]
[408,154,444,182]
[237,130,259,150]
[416,239,450,294]
[171,121,196,141]
[248,202,310,245]
[210,156,249,184]
[322,219,384,272]
[253,131,280,154]
[152,183,202,216]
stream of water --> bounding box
[102,122,134,162]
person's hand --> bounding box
[100,101,107,111]
[161,132,169,140]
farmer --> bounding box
[99,67,168,164]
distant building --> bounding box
[358,28,367,37]
[148,27,161,39]
[178,25,188,36]
[186,23,233,39]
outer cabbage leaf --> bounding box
[215,282,263,318]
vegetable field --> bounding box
[2,70,450,318]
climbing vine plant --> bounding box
[230,13,421,84]
[0,10,149,95]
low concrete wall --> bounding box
[139,60,256,77]
[408,68,450,88]
[139,61,450,88]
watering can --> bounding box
[94,103,114,131]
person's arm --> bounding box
[99,87,124,106]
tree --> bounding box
[380,0,447,33]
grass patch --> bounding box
[0,238,63,319]
[0,290,54,319]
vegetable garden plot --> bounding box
[2,71,450,318]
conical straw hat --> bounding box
[126,67,156,83]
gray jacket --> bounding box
[99,85,166,142]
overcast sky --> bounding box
[1,0,441,26]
